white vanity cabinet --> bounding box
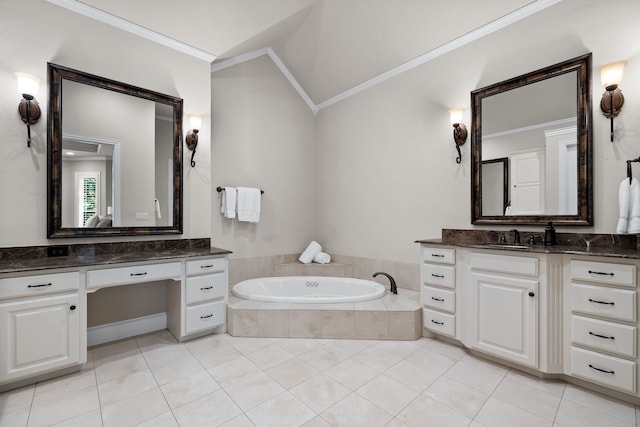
[168,256,228,341]
[0,271,84,386]
[468,252,539,368]
[566,258,638,394]
[420,246,457,338]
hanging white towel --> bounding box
[299,241,322,264]
[628,178,640,233]
[220,187,237,219]
[617,178,640,233]
[313,252,331,264]
[236,187,261,222]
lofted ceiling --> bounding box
[67,0,554,103]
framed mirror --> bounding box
[471,53,592,225]
[47,63,184,238]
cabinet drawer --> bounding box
[423,309,455,337]
[186,274,227,305]
[87,262,181,289]
[570,346,636,393]
[422,287,455,313]
[0,272,79,300]
[571,260,635,287]
[421,247,455,265]
[470,253,538,277]
[571,283,636,322]
[185,300,225,335]
[186,257,226,276]
[422,264,455,289]
[571,315,636,358]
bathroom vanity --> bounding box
[0,239,230,391]
[418,229,640,404]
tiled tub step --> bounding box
[227,290,422,340]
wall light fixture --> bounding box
[186,114,202,167]
[15,72,41,147]
[600,61,626,142]
[449,108,467,164]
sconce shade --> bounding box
[189,114,202,130]
[15,72,40,97]
[449,108,464,125]
[600,61,626,89]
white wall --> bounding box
[211,55,317,259]
[0,0,211,246]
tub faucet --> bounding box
[373,272,397,294]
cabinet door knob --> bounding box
[528,291,535,297]
[69,305,76,311]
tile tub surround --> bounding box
[227,289,422,340]
[229,253,420,292]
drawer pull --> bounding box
[588,364,615,375]
[200,264,214,269]
[130,272,148,277]
[200,314,214,319]
[431,273,445,278]
[431,254,445,258]
[200,286,213,291]
[431,297,445,302]
[589,331,615,340]
[588,270,614,276]
[588,298,615,306]
[27,283,52,288]
[431,319,444,325]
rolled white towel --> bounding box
[298,241,322,264]
[313,252,331,264]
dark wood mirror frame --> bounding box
[471,53,593,226]
[47,63,184,238]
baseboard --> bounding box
[87,313,167,346]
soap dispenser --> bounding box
[544,222,557,246]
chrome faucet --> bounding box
[511,229,520,244]
[372,272,397,294]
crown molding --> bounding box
[212,47,318,114]
[47,0,217,63]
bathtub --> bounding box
[231,276,386,304]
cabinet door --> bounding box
[471,272,538,367]
[0,293,81,383]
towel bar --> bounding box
[216,186,264,194]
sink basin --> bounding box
[481,244,532,250]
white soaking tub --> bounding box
[231,276,386,304]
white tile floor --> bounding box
[1,330,639,427]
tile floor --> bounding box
[1,330,639,426]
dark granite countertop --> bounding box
[0,239,232,274]
[416,229,640,260]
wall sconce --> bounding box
[185,114,201,167]
[600,61,626,142]
[449,108,467,164]
[15,72,41,148]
